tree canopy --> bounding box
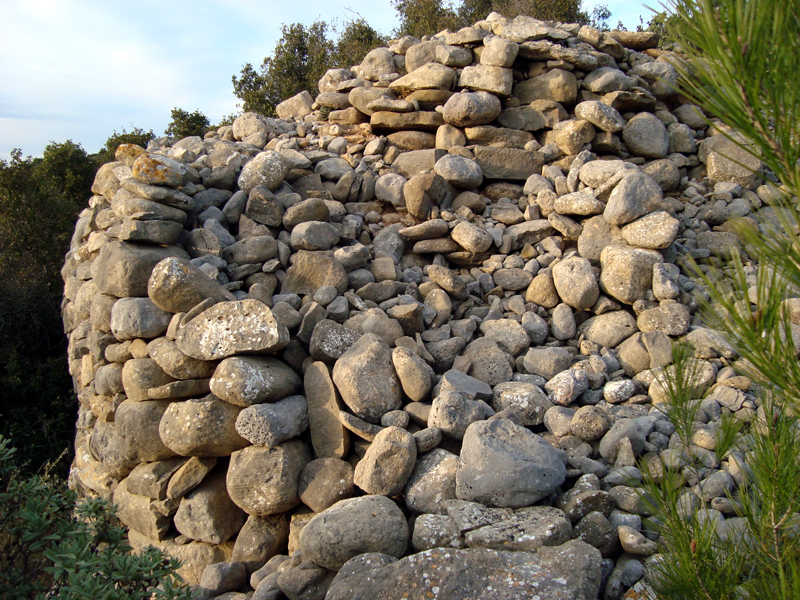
[165,107,210,139]
[233,1,610,116]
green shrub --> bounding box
[165,107,211,139]
[0,436,192,599]
[0,142,96,476]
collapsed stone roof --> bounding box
[63,11,772,600]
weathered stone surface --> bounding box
[300,496,410,570]
[176,300,290,361]
[622,112,669,158]
[389,63,456,94]
[392,346,434,402]
[491,381,552,426]
[498,100,566,131]
[305,362,350,459]
[442,91,502,127]
[232,513,290,574]
[462,338,513,386]
[459,65,513,96]
[456,419,566,507]
[159,396,249,457]
[332,333,402,424]
[404,448,459,514]
[121,358,174,401]
[148,257,235,313]
[167,456,217,500]
[577,310,639,349]
[325,542,601,600]
[514,69,577,104]
[637,303,691,336]
[114,478,171,540]
[354,426,417,496]
[276,90,314,120]
[620,211,680,249]
[238,151,292,194]
[299,458,355,513]
[282,251,349,296]
[700,134,762,189]
[434,154,483,188]
[94,241,187,298]
[121,178,194,210]
[174,469,247,544]
[473,147,544,180]
[599,245,663,305]
[463,505,572,552]
[429,390,494,440]
[604,172,663,226]
[227,441,311,516]
[110,297,171,341]
[116,399,176,463]
[128,529,234,586]
[574,100,625,132]
[148,338,216,380]
[125,457,187,500]
[233,112,281,140]
[235,395,309,447]
[210,356,301,407]
[551,256,599,310]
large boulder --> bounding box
[281,251,349,296]
[148,257,235,313]
[226,441,311,515]
[325,541,602,600]
[300,495,410,570]
[94,241,187,298]
[175,299,290,361]
[456,419,566,507]
[210,357,301,407]
[159,396,249,457]
[332,334,402,423]
[238,150,292,194]
[442,91,502,127]
[173,469,247,544]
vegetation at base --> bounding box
[636,0,800,598]
[165,107,211,139]
[0,436,192,599]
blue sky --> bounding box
[0,1,657,161]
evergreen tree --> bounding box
[232,21,333,116]
[638,1,800,598]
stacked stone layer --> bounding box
[63,12,776,600]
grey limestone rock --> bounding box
[300,495,410,570]
[332,333,403,424]
[456,418,567,507]
[235,395,309,447]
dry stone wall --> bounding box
[63,11,774,600]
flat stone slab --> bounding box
[176,299,289,360]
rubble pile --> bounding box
[62,12,775,600]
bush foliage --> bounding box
[165,107,211,139]
[0,436,192,599]
[0,142,96,476]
